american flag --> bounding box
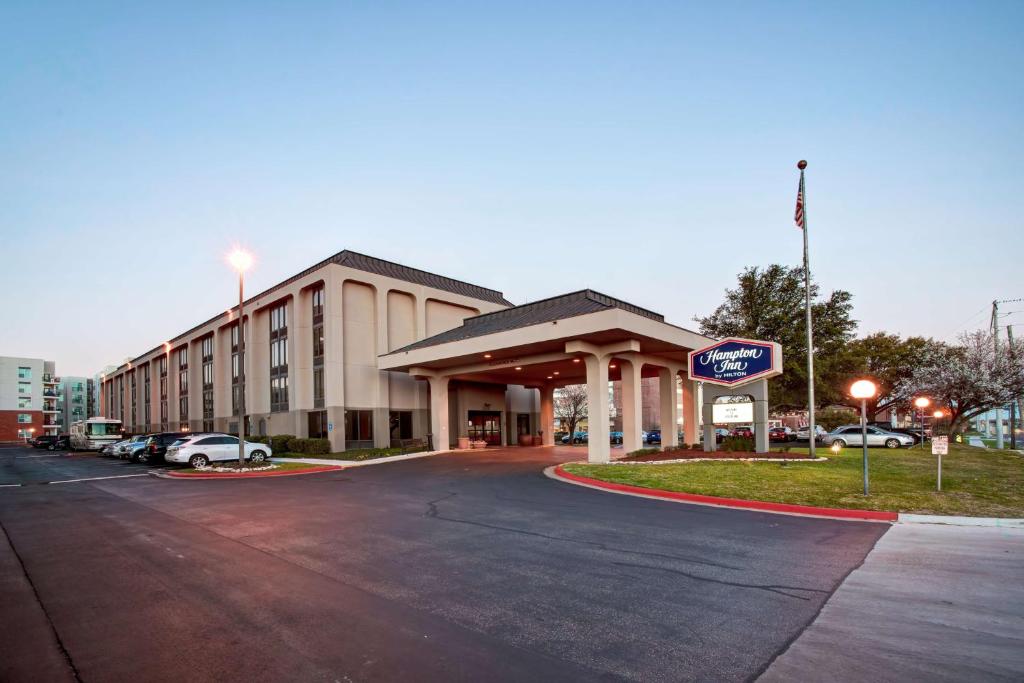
[794,174,805,229]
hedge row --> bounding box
[243,434,331,455]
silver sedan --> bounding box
[828,425,915,448]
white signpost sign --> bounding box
[932,435,948,491]
[712,402,754,424]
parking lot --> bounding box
[1,443,887,682]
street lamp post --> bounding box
[851,379,877,495]
[914,396,930,448]
[228,248,253,469]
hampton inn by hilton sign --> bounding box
[688,337,783,387]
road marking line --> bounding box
[48,474,150,484]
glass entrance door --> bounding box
[468,410,502,445]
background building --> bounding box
[58,376,95,431]
[0,356,59,442]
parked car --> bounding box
[714,427,730,443]
[100,439,127,456]
[50,434,71,450]
[796,425,829,442]
[769,426,795,442]
[561,431,588,444]
[115,435,150,459]
[646,430,661,444]
[138,432,193,464]
[609,431,624,444]
[730,426,753,439]
[30,435,60,449]
[870,425,927,444]
[828,425,914,449]
[164,433,272,468]
[124,438,151,461]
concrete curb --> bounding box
[898,514,1024,528]
[608,456,829,465]
[270,449,450,468]
[547,464,897,523]
[163,465,342,480]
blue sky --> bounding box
[1,1,1022,375]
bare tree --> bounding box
[554,385,588,443]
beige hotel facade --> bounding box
[100,250,713,463]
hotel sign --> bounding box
[688,337,783,388]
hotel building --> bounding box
[100,250,712,462]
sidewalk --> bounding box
[760,523,1024,681]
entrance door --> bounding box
[468,411,502,446]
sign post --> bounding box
[932,435,948,491]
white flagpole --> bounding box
[798,160,816,453]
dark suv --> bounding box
[139,432,192,464]
[31,435,60,449]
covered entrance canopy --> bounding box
[379,290,717,463]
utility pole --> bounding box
[1010,325,1020,450]
[992,300,1004,449]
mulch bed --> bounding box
[618,450,813,462]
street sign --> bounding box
[932,435,947,492]
[688,337,783,387]
[712,402,754,424]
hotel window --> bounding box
[345,410,373,443]
[129,371,136,428]
[177,347,188,429]
[159,355,168,429]
[270,302,289,413]
[143,364,151,427]
[17,414,32,424]
[231,323,244,414]
[18,366,31,380]
[202,335,214,432]
[312,286,324,409]
[18,397,30,409]
[18,382,30,394]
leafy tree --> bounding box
[816,407,858,431]
[840,333,940,420]
[554,385,588,440]
[696,265,857,410]
[901,330,1024,434]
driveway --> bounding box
[0,445,885,682]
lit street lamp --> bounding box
[851,379,878,495]
[228,248,253,469]
[914,396,930,448]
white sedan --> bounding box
[165,434,272,468]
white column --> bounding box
[752,378,769,454]
[428,375,450,451]
[659,367,679,449]
[682,378,699,446]
[621,358,642,453]
[584,355,610,463]
[540,384,555,446]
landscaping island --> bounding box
[171,461,342,477]
[565,443,1024,517]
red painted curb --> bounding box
[166,465,342,479]
[553,465,898,522]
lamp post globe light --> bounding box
[850,379,877,495]
[913,396,930,447]
[228,248,253,469]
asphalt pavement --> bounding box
[0,444,887,682]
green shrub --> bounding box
[720,436,754,452]
[245,435,268,444]
[284,437,331,455]
[269,434,295,453]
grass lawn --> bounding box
[564,443,1024,517]
[177,461,333,474]
[275,445,428,461]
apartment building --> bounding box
[58,376,95,431]
[0,356,60,441]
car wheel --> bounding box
[189,454,209,468]
[249,450,267,463]
[48,443,56,451]
[136,451,149,464]
[831,439,847,448]
[885,438,900,449]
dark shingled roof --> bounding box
[117,250,511,370]
[386,290,664,354]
